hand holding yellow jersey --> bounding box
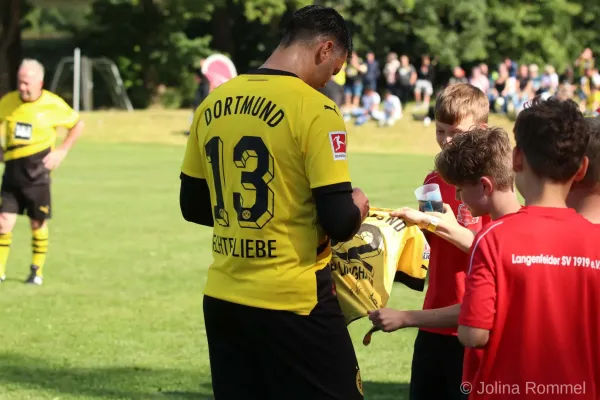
[329,207,430,344]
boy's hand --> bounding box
[391,204,456,229]
[368,308,410,332]
[390,207,430,229]
[433,203,456,222]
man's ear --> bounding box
[316,40,335,64]
[481,176,493,196]
[512,147,523,173]
[573,156,589,182]
[478,122,488,129]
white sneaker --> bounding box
[25,265,43,285]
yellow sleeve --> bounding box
[299,96,351,189]
[181,116,205,179]
[48,93,80,129]
[396,226,429,291]
[0,93,12,121]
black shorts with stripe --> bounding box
[1,149,52,221]
[0,183,51,221]
[203,266,364,400]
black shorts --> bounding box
[409,329,466,400]
[203,295,363,400]
[0,183,51,221]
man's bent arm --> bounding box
[180,173,214,227]
[313,182,361,242]
[59,120,84,152]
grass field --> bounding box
[0,110,517,400]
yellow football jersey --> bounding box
[0,90,79,161]
[330,207,430,325]
[181,69,351,315]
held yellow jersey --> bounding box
[181,69,351,315]
[0,90,79,185]
[330,207,430,325]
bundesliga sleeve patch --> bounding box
[329,131,347,160]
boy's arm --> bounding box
[368,304,461,332]
[458,232,497,348]
[390,205,475,253]
[458,326,490,348]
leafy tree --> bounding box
[72,0,212,108]
[14,0,600,107]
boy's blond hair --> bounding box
[435,83,489,126]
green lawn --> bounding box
[0,110,517,400]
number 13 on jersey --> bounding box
[205,135,275,229]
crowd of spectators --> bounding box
[319,48,600,126]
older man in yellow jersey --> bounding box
[0,59,84,285]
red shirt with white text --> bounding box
[460,207,600,399]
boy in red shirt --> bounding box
[459,98,600,399]
[369,126,521,331]
[567,117,600,224]
[405,84,492,400]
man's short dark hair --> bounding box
[279,5,352,55]
[581,117,600,186]
[513,96,589,181]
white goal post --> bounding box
[50,48,134,112]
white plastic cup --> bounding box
[414,183,444,212]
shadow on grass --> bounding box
[364,381,410,400]
[0,353,411,400]
[0,353,213,399]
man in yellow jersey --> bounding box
[0,59,84,285]
[180,5,369,400]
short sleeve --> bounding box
[181,117,205,179]
[396,227,429,291]
[458,232,498,330]
[300,98,351,189]
[49,94,80,129]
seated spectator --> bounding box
[448,66,468,86]
[364,51,380,91]
[375,90,403,127]
[469,66,490,94]
[344,52,367,110]
[396,55,417,105]
[488,63,512,113]
[414,55,436,110]
[511,64,532,114]
[383,52,400,92]
[529,64,542,94]
[343,87,381,126]
[540,64,559,97]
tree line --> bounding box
[1,0,599,108]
